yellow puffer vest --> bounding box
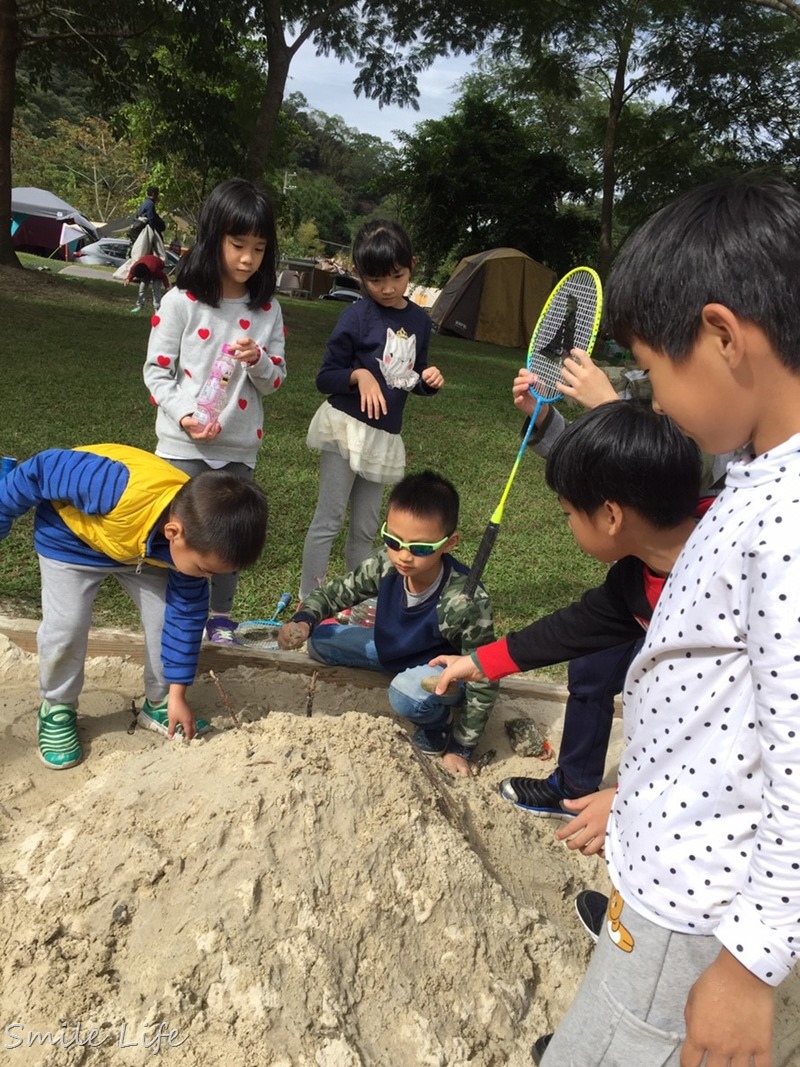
[53,445,189,568]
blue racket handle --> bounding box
[275,592,292,616]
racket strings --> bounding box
[528,273,601,400]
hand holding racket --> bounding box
[236,593,293,650]
[464,267,603,598]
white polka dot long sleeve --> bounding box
[607,434,800,987]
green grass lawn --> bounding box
[0,261,606,674]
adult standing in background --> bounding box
[138,185,166,235]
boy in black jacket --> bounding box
[432,399,705,822]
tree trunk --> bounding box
[0,0,21,267]
[245,39,292,181]
[597,11,638,280]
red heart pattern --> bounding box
[239,319,251,330]
[149,395,157,406]
[151,315,161,327]
[270,355,282,365]
[184,369,192,378]
[262,303,272,312]
[187,292,197,302]
[157,355,170,368]
[238,398,248,410]
[198,328,210,340]
[256,428,263,439]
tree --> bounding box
[485,0,800,275]
[394,86,597,282]
[0,0,159,265]
[168,0,505,182]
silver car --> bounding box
[73,238,180,274]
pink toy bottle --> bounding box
[192,344,237,426]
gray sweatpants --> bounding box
[136,278,164,310]
[299,450,385,600]
[164,457,254,615]
[542,891,721,1067]
[38,555,169,707]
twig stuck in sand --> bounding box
[209,669,239,728]
[305,671,318,718]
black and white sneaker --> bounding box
[531,1033,553,1065]
[575,889,608,942]
[411,725,451,757]
[499,768,581,818]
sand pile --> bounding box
[0,634,798,1067]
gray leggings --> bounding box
[165,457,254,615]
[541,891,721,1067]
[38,555,169,706]
[300,450,386,600]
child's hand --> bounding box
[421,365,444,389]
[441,751,471,777]
[683,949,774,1066]
[278,620,310,650]
[556,349,618,410]
[512,368,538,419]
[556,787,615,855]
[167,691,196,740]
[352,369,388,419]
[179,415,222,440]
[227,337,261,367]
[429,654,486,690]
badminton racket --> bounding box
[464,267,603,598]
[236,592,292,650]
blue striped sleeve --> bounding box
[0,449,128,540]
[162,570,209,683]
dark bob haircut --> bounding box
[176,178,278,309]
[604,176,800,370]
[352,219,414,279]
[545,400,701,528]
[387,469,459,535]
[169,471,268,569]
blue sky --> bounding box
[286,47,478,143]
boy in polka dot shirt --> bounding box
[534,179,800,1066]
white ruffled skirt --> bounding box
[306,402,405,484]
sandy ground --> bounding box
[0,632,798,1067]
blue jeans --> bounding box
[560,639,643,793]
[307,623,464,728]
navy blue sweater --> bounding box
[316,297,436,435]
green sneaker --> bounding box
[136,698,211,738]
[37,702,82,770]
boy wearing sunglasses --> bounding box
[278,470,498,776]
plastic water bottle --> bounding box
[192,344,237,426]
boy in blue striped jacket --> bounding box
[0,444,267,769]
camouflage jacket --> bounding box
[297,548,499,748]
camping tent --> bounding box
[10,188,98,258]
[430,248,556,348]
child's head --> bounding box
[605,177,800,366]
[177,178,278,309]
[131,262,155,282]
[146,185,159,200]
[545,400,701,552]
[382,470,459,588]
[164,471,268,577]
[604,178,800,452]
[353,220,414,310]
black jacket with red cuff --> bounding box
[476,498,716,681]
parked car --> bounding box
[319,288,361,303]
[72,238,181,275]
[319,272,361,302]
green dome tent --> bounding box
[430,248,556,348]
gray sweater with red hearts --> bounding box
[143,286,287,466]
